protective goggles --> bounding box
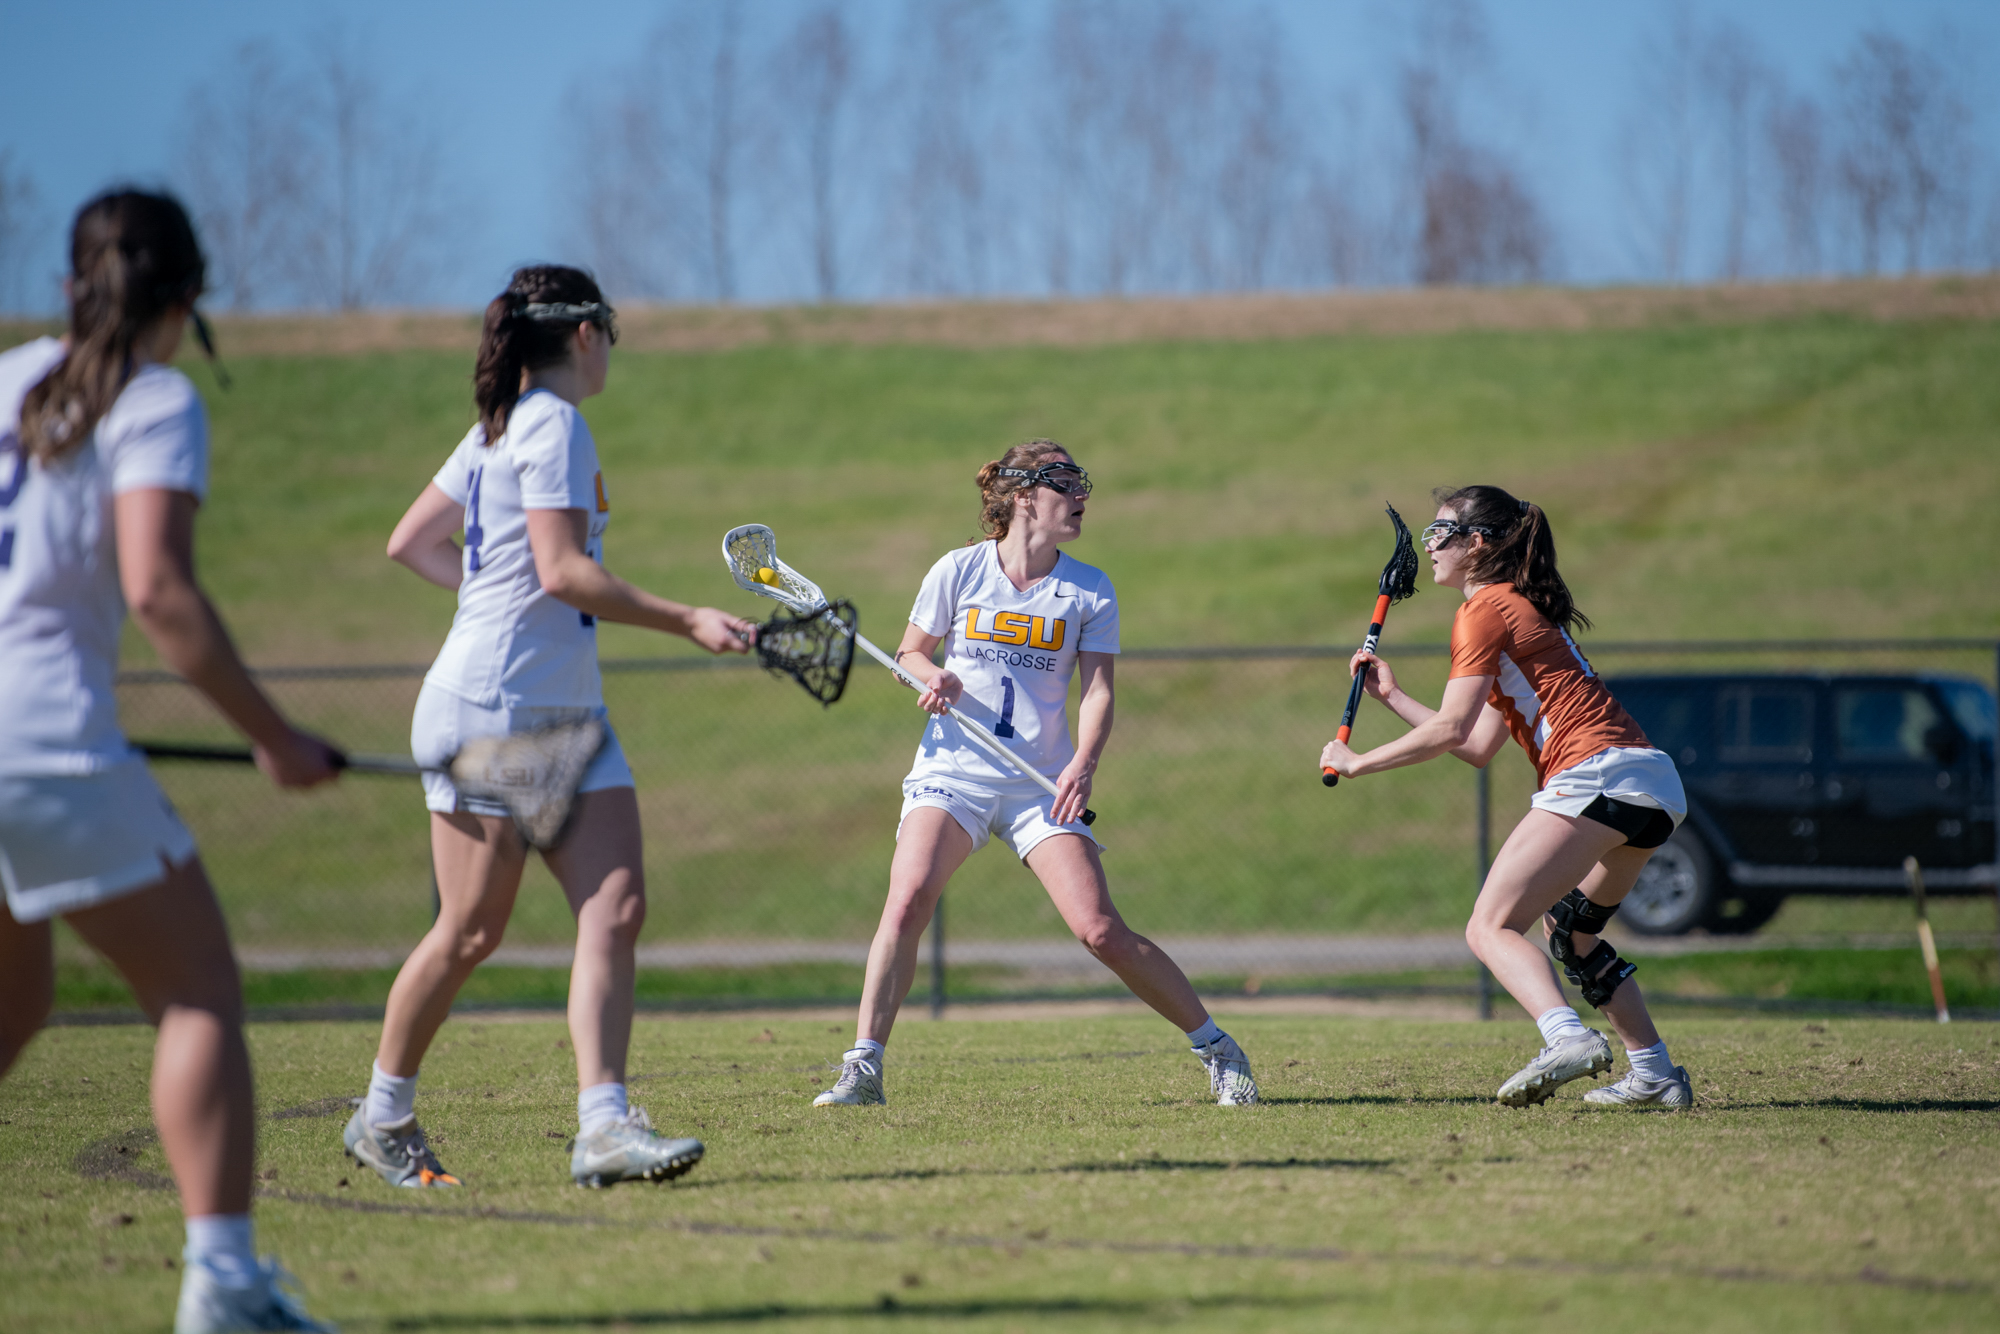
[995,461,1092,498]
[1419,519,1495,551]
[519,300,619,345]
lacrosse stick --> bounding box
[137,718,605,850]
[754,598,858,706]
[722,523,1094,826]
[1322,504,1420,788]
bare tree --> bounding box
[0,150,48,314]
[174,41,313,309]
[1702,20,1770,280]
[1765,91,1826,276]
[770,4,854,302]
[1834,30,1971,276]
[1400,0,1547,285]
[570,1,750,302]
[1616,2,1703,281]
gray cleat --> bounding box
[1193,1033,1259,1106]
[1582,1065,1694,1109]
[570,1107,703,1188]
[1496,1029,1614,1107]
[813,1048,886,1106]
[342,1107,460,1188]
[175,1254,337,1333]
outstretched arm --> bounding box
[1051,651,1113,825]
[525,507,753,652]
[116,488,339,787]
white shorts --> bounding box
[412,683,633,817]
[1530,746,1688,825]
[898,772,1099,862]
[0,760,199,923]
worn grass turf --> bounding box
[4,1014,1996,1332]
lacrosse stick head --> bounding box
[723,524,829,616]
[448,717,605,850]
[1379,504,1420,604]
[757,599,858,707]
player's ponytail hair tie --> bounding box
[974,438,1077,544]
[474,265,610,442]
[1431,484,1589,635]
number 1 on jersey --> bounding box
[995,676,1016,738]
[464,467,485,573]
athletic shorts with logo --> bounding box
[899,773,1100,861]
[1529,745,1687,830]
[0,760,199,922]
[411,682,634,817]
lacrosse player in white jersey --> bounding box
[814,440,1258,1108]
[0,191,341,1332]
[346,265,754,1192]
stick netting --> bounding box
[449,717,605,849]
[757,600,858,707]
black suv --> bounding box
[1609,673,1997,935]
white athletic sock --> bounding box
[850,1039,885,1064]
[577,1082,629,1136]
[1535,1006,1589,1046]
[1184,1017,1225,1049]
[1626,1040,1675,1083]
[184,1214,258,1289]
[363,1061,417,1127]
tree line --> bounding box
[0,1,1991,312]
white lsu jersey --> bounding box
[0,338,209,776]
[422,389,611,710]
[905,541,1120,783]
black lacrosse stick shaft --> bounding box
[1324,504,1418,788]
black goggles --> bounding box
[1419,519,1496,551]
[518,301,619,345]
[995,461,1092,498]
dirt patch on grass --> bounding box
[8,275,1996,359]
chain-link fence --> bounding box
[95,639,2000,1019]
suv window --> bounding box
[1718,685,1813,763]
[1835,687,1940,761]
[1936,680,1997,745]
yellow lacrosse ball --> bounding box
[754,567,779,586]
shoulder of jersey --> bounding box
[1053,550,1113,595]
[498,390,581,445]
[0,337,66,408]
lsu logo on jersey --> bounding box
[963,609,1065,650]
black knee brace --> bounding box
[1547,888,1636,1009]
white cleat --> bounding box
[813,1048,885,1106]
[1193,1034,1259,1106]
[1496,1029,1613,1107]
[1582,1065,1695,1109]
[175,1255,337,1333]
[569,1107,703,1188]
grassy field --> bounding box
[4,1013,1997,1332]
[8,303,1999,953]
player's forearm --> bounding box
[1379,685,1436,731]
[540,556,696,636]
[131,580,294,750]
[1347,712,1470,777]
[1072,690,1113,771]
[391,537,463,591]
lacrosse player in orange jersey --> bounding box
[1321,486,1693,1110]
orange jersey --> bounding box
[1447,584,1649,789]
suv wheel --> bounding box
[1622,829,1718,936]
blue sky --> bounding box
[3,0,1992,309]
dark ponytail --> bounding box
[20,190,206,463]
[472,265,611,442]
[1432,484,1590,635]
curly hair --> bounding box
[972,439,1076,542]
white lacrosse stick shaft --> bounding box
[722,523,1081,814]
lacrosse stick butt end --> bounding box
[1322,768,1340,788]
[1081,809,1096,826]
